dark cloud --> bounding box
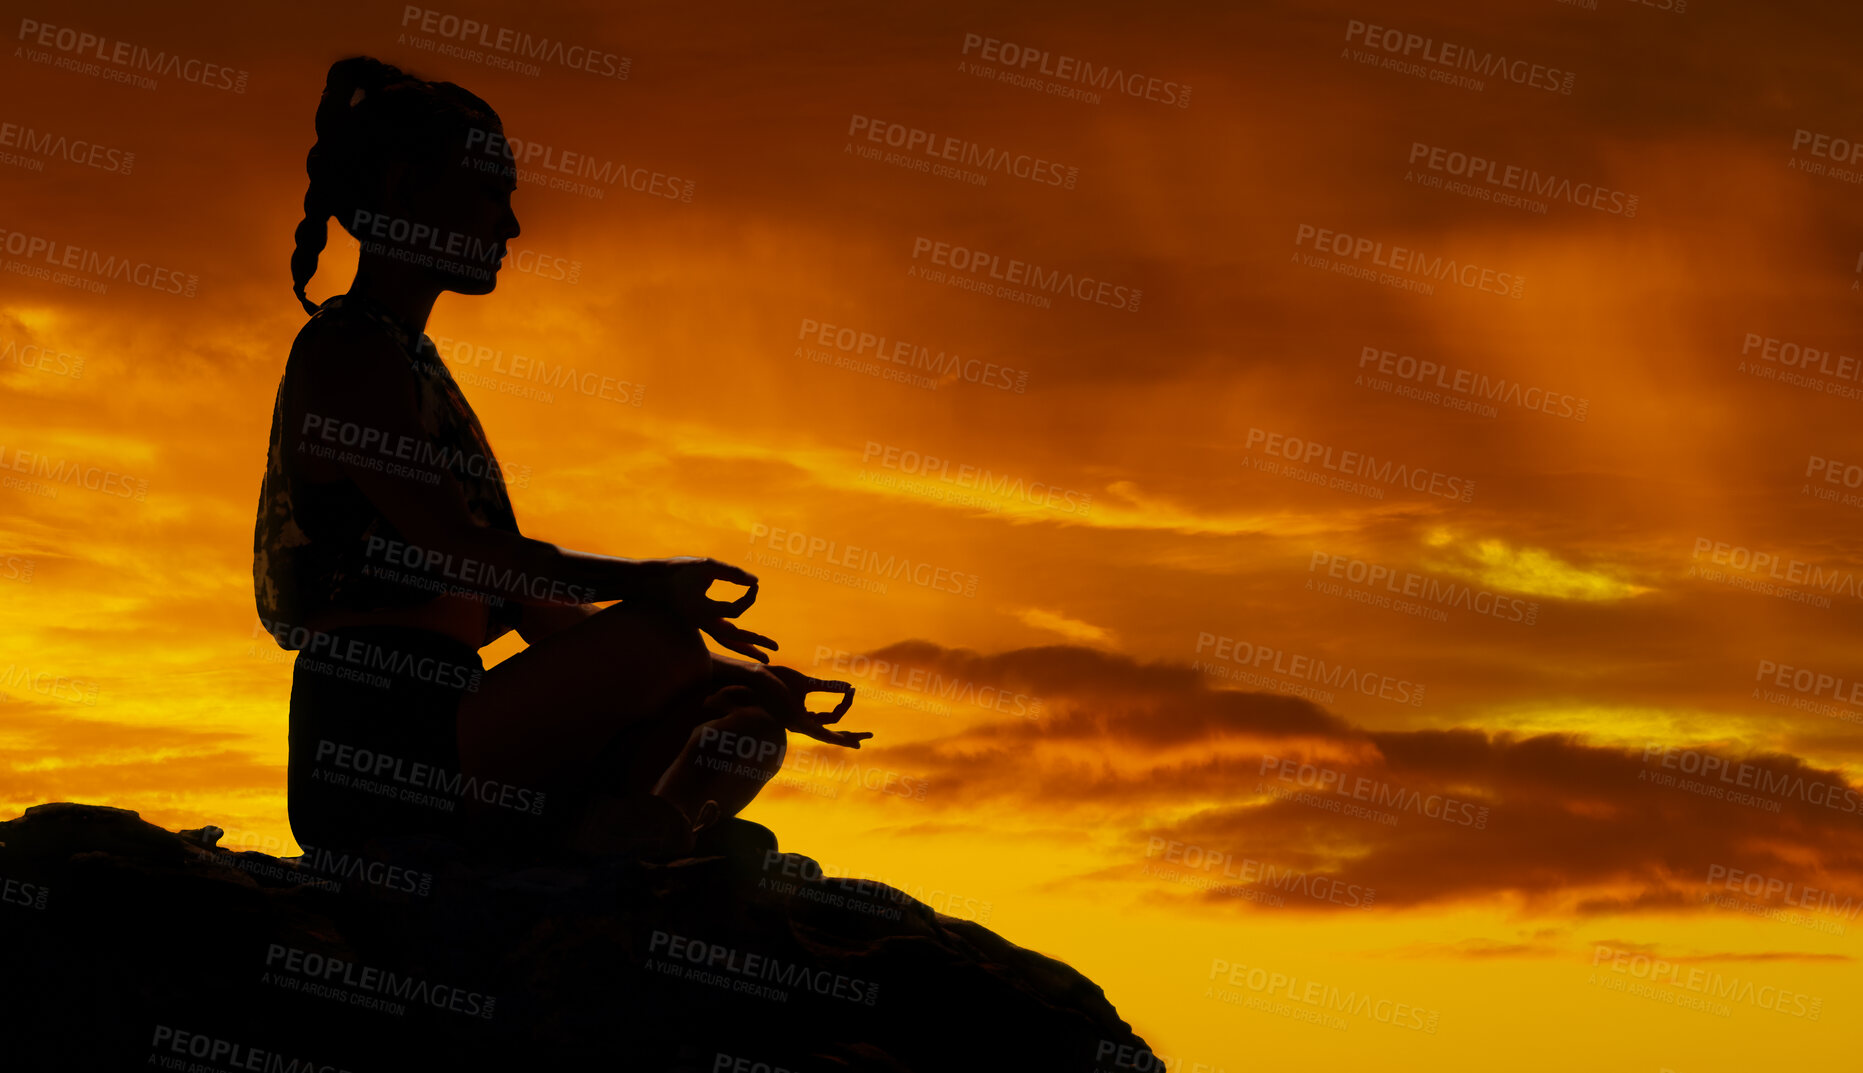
[854,640,1863,914]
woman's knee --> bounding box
[685,708,786,772]
[607,600,711,687]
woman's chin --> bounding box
[445,274,501,296]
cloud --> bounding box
[1014,607,1117,645]
[1422,528,1654,601]
[843,641,1863,918]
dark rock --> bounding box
[0,802,1154,1072]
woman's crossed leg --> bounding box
[453,601,788,849]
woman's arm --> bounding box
[291,323,770,657]
[515,601,601,645]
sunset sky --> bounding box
[5,1,1863,1068]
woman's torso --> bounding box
[253,293,524,652]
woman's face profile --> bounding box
[372,123,522,297]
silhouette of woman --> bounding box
[254,56,868,861]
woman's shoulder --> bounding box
[290,300,417,368]
[293,296,424,357]
[284,304,426,420]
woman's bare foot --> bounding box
[651,686,788,825]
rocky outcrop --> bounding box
[0,803,1152,1071]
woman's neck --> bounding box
[349,263,442,336]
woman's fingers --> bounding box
[813,679,855,721]
[708,619,777,652]
[728,639,771,663]
[675,561,758,620]
[701,620,773,664]
[711,573,758,617]
[706,595,756,619]
[763,671,857,721]
[709,561,758,587]
[790,677,855,722]
[800,724,871,749]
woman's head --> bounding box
[291,56,521,314]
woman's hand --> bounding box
[763,665,870,749]
[633,558,777,661]
[639,557,760,622]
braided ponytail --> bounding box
[290,56,500,316]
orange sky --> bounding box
[4,1,1863,1068]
